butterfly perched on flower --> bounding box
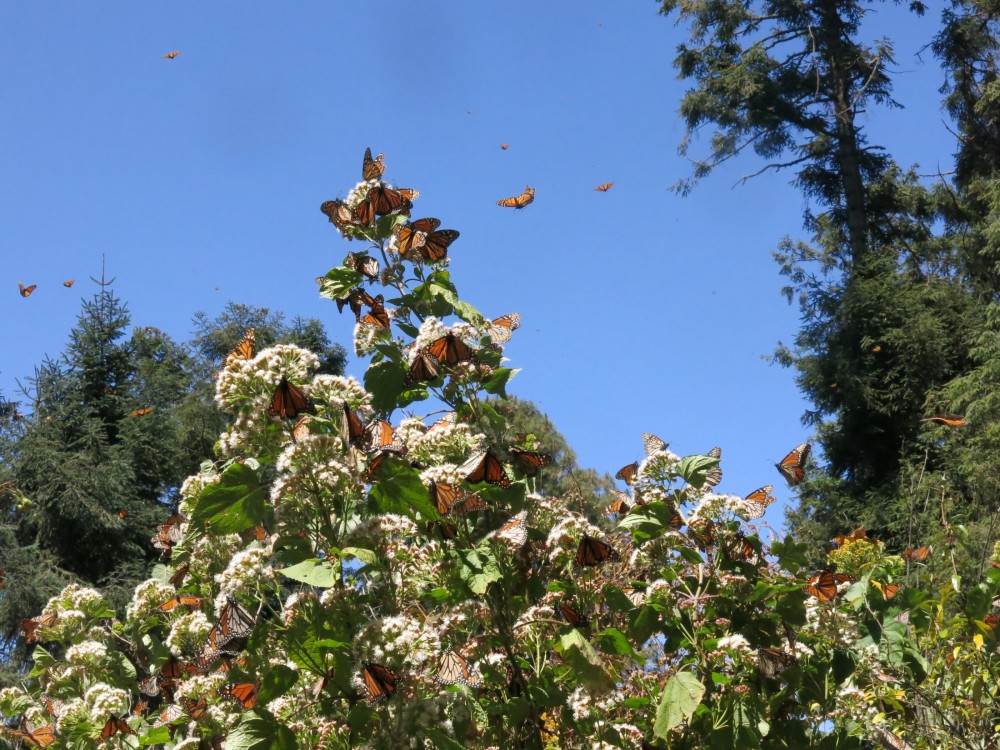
[354,185,413,224]
[218,681,260,710]
[362,147,385,181]
[509,447,553,477]
[775,442,810,485]
[158,595,206,613]
[209,596,256,649]
[268,376,314,420]
[320,199,355,230]
[576,534,617,566]
[339,402,366,447]
[496,510,529,547]
[334,288,375,321]
[558,600,590,628]
[642,433,669,455]
[8,720,56,747]
[615,461,639,486]
[362,663,400,705]
[704,446,723,487]
[734,485,776,521]
[225,328,255,366]
[18,282,36,297]
[425,331,474,367]
[345,252,380,281]
[99,715,135,739]
[757,647,797,679]
[406,348,441,384]
[605,490,632,516]
[803,571,853,602]
[152,512,186,556]
[594,182,614,192]
[430,483,487,516]
[20,612,57,643]
[359,294,391,329]
[460,448,510,487]
[365,419,406,454]
[488,313,521,344]
[497,186,535,209]
[395,218,460,262]
[434,650,482,687]
[830,526,868,549]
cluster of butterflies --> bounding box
[16,279,74,297]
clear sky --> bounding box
[0,1,954,531]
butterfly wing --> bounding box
[496,510,528,547]
[497,186,535,208]
[18,282,37,297]
[641,433,669,456]
[435,650,482,687]
[215,597,255,647]
[615,461,639,486]
[362,663,399,704]
[509,447,553,477]
[460,449,510,487]
[775,442,811,485]
[219,681,260,709]
[431,483,488,516]
[362,147,385,181]
[735,485,776,521]
[426,332,474,366]
[488,313,521,344]
[594,182,614,192]
[268,377,314,420]
[576,535,616,566]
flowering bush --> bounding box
[4,153,1000,750]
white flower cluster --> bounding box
[65,640,108,667]
[310,374,372,413]
[406,420,479,467]
[83,683,129,722]
[127,578,176,621]
[412,317,449,351]
[545,514,604,565]
[353,319,391,356]
[356,614,440,668]
[215,547,274,598]
[166,611,213,657]
[716,634,753,654]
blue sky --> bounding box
[0,2,954,531]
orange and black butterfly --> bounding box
[225,328,256,365]
[615,461,639,486]
[335,288,375,320]
[757,648,797,679]
[99,715,135,739]
[63,279,75,287]
[219,681,260,710]
[340,402,366,447]
[152,512,186,554]
[735,485,776,521]
[500,143,509,150]
[354,185,413,224]
[129,407,154,417]
[9,722,56,747]
[576,535,617,566]
[158,595,205,613]
[425,332,474,367]
[705,446,723,487]
[362,147,385,181]
[496,510,529,547]
[163,50,180,59]
[320,199,355,230]
[831,527,868,549]
[182,697,209,720]
[18,282,36,297]
[605,490,631,516]
[558,600,590,628]
[434,650,482,687]
[488,313,520,344]
[345,252,380,281]
[803,571,853,602]
[153,704,184,727]
[362,663,400,705]
[365,419,406,454]
[775,442,810,485]
[901,546,930,563]
[41,695,66,718]
[20,612,57,643]
[211,596,255,648]
[921,414,967,427]
[875,581,903,600]
[594,182,614,192]
[407,349,440,384]
[396,218,460,262]
[872,727,914,750]
[360,295,391,329]
[509,447,553,477]
[460,448,510,487]
[497,186,535,209]
[430,483,487,516]
[722,533,757,562]
[268,376,314,420]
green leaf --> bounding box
[364,359,410,414]
[482,367,518,397]
[260,664,299,704]
[677,454,720,489]
[453,299,486,328]
[139,727,172,745]
[558,630,614,691]
[594,627,638,657]
[318,267,363,301]
[770,536,810,573]
[28,646,55,677]
[189,462,265,536]
[369,460,437,519]
[226,709,298,750]
[341,547,378,565]
[280,559,340,587]
[655,672,705,736]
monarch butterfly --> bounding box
[594,182,614,192]
[159,654,185,682]
[362,147,385,181]
[291,415,313,443]
[320,199,355,230]
[364,449,404,483]
[99,715,135,739]
[138,673,163,698]
[152,512,186,553]
[365,419,406,454]
[427,411,457,433]
[615,461,639,486]
[496,510,529,547]
[874,581,903,600]
[734,485,776,521]
[182,697,208,720]
[425,332,474,367]
[558,600,590,628]
[757,647,797,679]
[488,313,521,344]
[831,527,868,548]
[872,727,914,750]
[115,508,129,519]
[396,217,440,256]
[360,294,391,329]
[41,695,66,718]
[396,218,460,262]
[63,279,75,287]
[157,595,206,613]
[430,483,487,516]
[362,663,400,704]
[18,282,36,297]
[576,535,617,566]
[722,533,757,562]
[225,328,256,365]
[128,407,154,417]
[268,376,314,420]
[688,518,717,547]
[509,447,553,476]
[803,571,853,602]
[434,650,482,687]
[500,143,509,150]
[605,490,631,516]
[984,613,1000,630]
[163,50,180,59]
[705,446,723,487]
[20,612,57,643]
[460,448,510,487]
[775,442,811,486]
[407,349,441,384]
[342,253,380,283]
[334,288,375,321]
[153,704,185,727]
[921,414,967,427]
[901,546,930,562]
[219,681,260,710]
[354,185,413,224]
[641,433,669,456]
[497,186,535,209]
[337,402,366,447]
[9,722,56,747]
[212,596,255,648]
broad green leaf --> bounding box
[595,627,637,657]
[189,462,265,535]
[317,267,363,300]
[654,672,705,736]
[28,646,55,677]
[139,727,172,745]
[364,360,409,414]
[369,460,437,519]
[559,630,614,691]
[280,559,340,587]
[260,664,299,703]
[677,454,720,489]
[341,546,378,565]
[482,367,518,396]
[226,709,297,750]
[467,563,504,594]
[453,299,486,328]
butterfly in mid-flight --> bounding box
[775,442,811,485]
[63,279,75,287]
[163,50,180,59]
[594,182,614,192]
[497,186,535,209]
[18,282,36,297]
